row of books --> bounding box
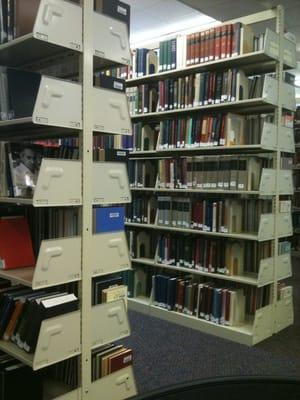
[130,113,273,152]
[157,155,271,191]
[152,273,270,324]
[92,344,133,381]
[186,23,253,66]
[0,283,78,354]
[156,198,272,234]
[128,160,157,188]
[92,274,127,306]
[127,68,247,115]
[126,196,156,225]
[158,113,273,149]
[156,234,272,275]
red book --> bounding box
[0,216,35,269]
[109,348,133,374]
[186,34,192,65]
[204,30,210,61]
[214,26,221,60]
[190,33,196,64]
[226,24,233,57]
[207,116,214,144]
[220,25,228,58]
[200,31,205,62]
[195,32,200,64]
[209,27,215,61]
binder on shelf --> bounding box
[93,162,131,204]
[93,87,132,135]
[91,299,130,348]
[0,237,81,289]
[33,159,81,207]
[90,366,137,400]
[93,12,131,67]
[91,232,131,277]
[0,311,81,370]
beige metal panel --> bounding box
[283,37,297,69]
[33,311,81,370]
[93,162,131,204]
[90,366,137,400]
[277,213,293,237]
[281,82,296,111]
[258,214,275,241]
[33,77,82,130]
[274,294,294,333]
[264,28,279,60]
[33,159,81,206]
[259,169,276,195]
[33,237,81,289]
[33,0,82,51]
[260,122,277,150]
[278,126,295,153]
[93,88,131,136]
[93,13,131,66]
[262,75,278,106]
[257,257,274,287]
[252,304,273,345]
[91,300,130,349]
[276,253,292,281]
[91,232,131,277]
[278,170,294,195]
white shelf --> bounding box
[93,87,131,136]
[93,12,131,67]
[0,237,81,289]
[126,213,293,242]
[0,311,81,370]
[132,257,274,287]
[93,162,131,204]
[91,232,131,277]
[128,298,273,346]
[91,300,130,349]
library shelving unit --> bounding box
[0,0,136,399]
[126,7,296,346]
[292,114,300,258]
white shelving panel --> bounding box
[0,311,81,371]
[0,237,81,289]
[93,87,131,135]
[91,300,130,349]
[91,232,131,277]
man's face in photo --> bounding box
[20,148,35,173]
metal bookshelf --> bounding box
[126,6,295,346]
[0,0,136,399]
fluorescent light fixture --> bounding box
[130,14,217,48]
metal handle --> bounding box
[108,238,125,257]
[42,85,64,108]
[109,169,125,189]
[109,26,126,49]
[116,374,131,390]
[109,98,126,120]
[108,305,124,324]
[43,2,63,25]
[41,324,63,350]
[42,166,64,190]
[41,246,63,271]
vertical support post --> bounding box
[273,4,285,333]
[81,0,94,398]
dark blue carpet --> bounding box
[123,265,300,395]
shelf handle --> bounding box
[42,167,64,190]
[116,373,131,390]
[108,305,124,324]
[41,324,63,350]
[108,237,125,256]
[41,246,63,271]
[42,3,64,25]
[109,169,125,189]
[42,85,64,108]
[108,99,126,120]
[109,26,126,49]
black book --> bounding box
[0,1,8,44]
[99,75,125,92]
[92,275,123,305]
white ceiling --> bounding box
[127,0,216,46]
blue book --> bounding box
[94,207,125,233]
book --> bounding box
[0,216,35,269]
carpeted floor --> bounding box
[123,263,300,395]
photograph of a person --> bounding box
[7,143,43,198]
